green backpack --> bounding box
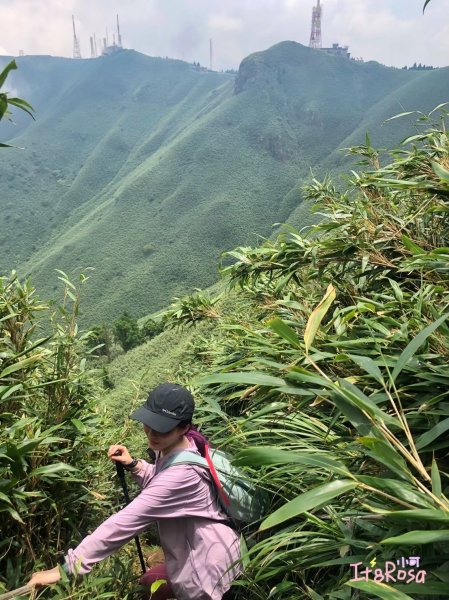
[160,445,269,528]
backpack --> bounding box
[159,445,269,529]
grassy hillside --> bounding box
[100,113,449,599]
[1,44,447,324]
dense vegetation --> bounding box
[97,109,449,600]
[1,46,449,324]
[3,12,449,595]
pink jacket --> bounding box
[65,439,242,600]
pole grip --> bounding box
[113,454,146,573]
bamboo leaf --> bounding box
[268,318,302,349]
[0,355,43,378]
[233,447,350,477]
[382,530,449,544]
[304,284,336,353]
[384,111,421,123]
[346,579,414,599]
[431,458,442,497]
[259,480,357,530]
[347,354,384,384]
[391,313,449,382]
[401,235,425,256]
[29,463,77,478]
[431,161,449,183]
[337,379,401,428]
[150,579,167,594]
[415,418,449,450]
[0,59,17,90]
[379,509,449,523]
[196,372,285,387]
[356,476,433,507]
[358,437,411,481]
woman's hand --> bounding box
[28,566,61,587]
[108,444,133,465]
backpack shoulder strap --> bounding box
[159,446,232,509]
[159,451,209,471]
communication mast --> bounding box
[117,14,123,48]
[72,15,82,59]
[90,36,96,58]
[309,0,322,49]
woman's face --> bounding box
[143,423,188,453]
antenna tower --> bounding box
[72,15,82,59]
[116,15,123,48]
[209,39,213,71]
[309,0,322,49]
[90,36,96,58]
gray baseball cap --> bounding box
[130,382,195,433]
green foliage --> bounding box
[0,271,116,594]
[0,59,34,147]
[87,323,113,360]
[113,311,143,352]
[163,289,221,329]
[141,317,165,340]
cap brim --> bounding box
[130,406,181,433]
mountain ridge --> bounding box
[1,44,448,324]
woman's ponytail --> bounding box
[183,422,209,457]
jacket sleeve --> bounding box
[64,465,215,575]
[131,459,156,489]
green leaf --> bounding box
[432,161,449,183]
[259,480,357,530]
[380,509,449,523]
[391,313,449,382]
[357,438,411,481]
[384,110,421,123]
[416,417,449,449]
[304,284,336,353]
[423,0,432,12]
[401,235,425,256]
[431,458,442,497]
[356,476,432,507]
[0,355,43,378]
[346,579,413,599]
[0,59,17,90]
[150,579,167,594]
[268,318,302,349]
[347,354,384,384]
[382,529,449,544]
[71,418,87,434]
[195,372,285,387]
[7,96,35,119]
[0,491,12,505]
[268,581,299,598]
[336,379,400,428]
[29,463,77,478]
[396,581,449,595]
[233,447,350,477]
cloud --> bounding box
[209,15,243,33]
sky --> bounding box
[0,0,448,71]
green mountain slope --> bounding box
[1,43,447,324]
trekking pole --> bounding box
[113,451,146,574]
[0,586,33,600]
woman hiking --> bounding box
[28,382,241,600]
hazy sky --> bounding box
[1,0,448,70]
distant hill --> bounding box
[1,43,448,324]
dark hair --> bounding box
[180,421,209,457]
